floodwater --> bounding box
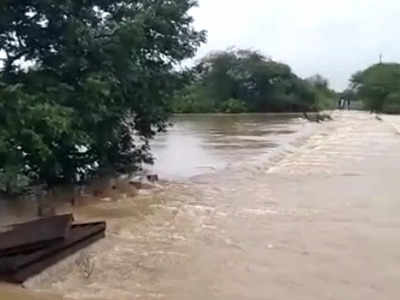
[3,112,400,300]
[0,113,305,226]
[0,113,310,299]
[149,113,305,179]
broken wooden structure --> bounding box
[0,214,106,283]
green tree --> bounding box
[351,63,400,113]
[219,98,248,113]
[171,49,331,113]
[0,0,206,193]
[305,74,336,110]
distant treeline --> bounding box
[169,49,337,113]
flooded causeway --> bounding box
[2,112,400,300]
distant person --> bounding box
[338,98,345,110]
[346,98,351,110]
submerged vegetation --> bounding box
[0,0,205,193]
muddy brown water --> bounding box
[149,113,305,179]
[0,113,308,299]
[0,113,305,225]
[3,112,400,300]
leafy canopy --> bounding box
[170,49,335,113]
[351,63,400,113]
[0,0,206,193]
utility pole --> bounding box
[379,53,383,64]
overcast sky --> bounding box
[191,0,400,91]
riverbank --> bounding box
[2,111,400,300]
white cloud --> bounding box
[191,0,400,90]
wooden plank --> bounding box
[0,222,105,272]
[0,239,61,257]
[0,222,106,283]
[12,230,105,283]
[0,215,73,257]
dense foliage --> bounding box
[351,63,400,113]
[0,0,205,193]
[305,74,337,110]
[170,49,336,113]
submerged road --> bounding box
[3,111,400,300]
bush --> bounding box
[382,93,400,114]
[219,98,248,113]
[170,85,216,113]
[314,91,336,111]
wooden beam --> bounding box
[0,215,73,257]
[0,222,106,283]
